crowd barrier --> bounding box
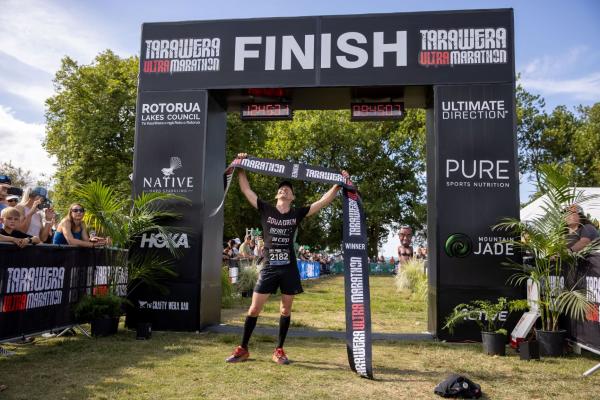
[297,260,320,280]
[330,261,395,275]
[565,257,600,350]
[0,243,127,342]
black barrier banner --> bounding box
[0,244,127,341]
[566,257,600,350]
[215,156,373,379]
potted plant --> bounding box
[493,165,600,356]
[74,293,123,337]
[444,297,527,356]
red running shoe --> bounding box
[272,347,290,365]
[225,346,249,363]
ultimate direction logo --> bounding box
[143,157,194,193]
[143,38,221,73]
[445,159,511,189]
[445,233,514,258]
[419,27,507,66]
[1,267,65,312]
[441,100,508,120]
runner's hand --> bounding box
[237,153,247,159]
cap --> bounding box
[31,187,48,199]
[6,195,19,201]
[233,237,241,244]
[0,175,11,184]
[278,180,294,194]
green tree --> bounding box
[255,110,426,256]
[44,50,138,215]
[516,81,548,186]
[570,103,600,185]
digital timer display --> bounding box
[350,102,405,121]
[240,103,293,120]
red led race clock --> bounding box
[240,103,293,121]
[350,102,405,121]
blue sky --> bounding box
[1,0,599,252]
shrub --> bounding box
[221,266,235,308]
[74,294,123,321]
[395,259,427,301]
[236,265,258,295]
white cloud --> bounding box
[0,0,109,73]
[519,46,600,103]
[0,105,56,180]
[520,72,600,102]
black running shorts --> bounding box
[254,264,303,295]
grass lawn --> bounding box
[222,274,427,333]
[1,275,599,399]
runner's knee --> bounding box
[280,305,291,316]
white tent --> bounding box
[520,187,600,222]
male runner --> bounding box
[226,153,348,365]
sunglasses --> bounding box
[71,208,85,213]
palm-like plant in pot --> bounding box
[73,180,190,329]
[444,297,527,356]
[493,165,600,356]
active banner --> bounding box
[0,244,127,341]
[216,156,373,379]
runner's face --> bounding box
[276,185,295,201]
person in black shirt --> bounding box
[226,153,348,365]
[565,204,599,252]
[0,207,41,247]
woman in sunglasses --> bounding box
[52,203,108,247]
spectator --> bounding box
[232,237,241,257]
[6,195,19,207]
[17,187,54,243]
[0,183,9,229]
[52,203,108,247]
[0,207,41,247]
[565,204,599,252]
[223,239,235,261]
[254,237,265,262]
[239,235,254,259]
[378,255,385,264]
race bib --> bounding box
[268,248,290,266]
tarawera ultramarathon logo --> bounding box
[419,27,508,66]
[143,38,221,73]
[1,267,65,312]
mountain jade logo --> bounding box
[444,233,473,258]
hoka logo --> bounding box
[140,233,190,249]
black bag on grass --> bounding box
[434,374,482,398]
